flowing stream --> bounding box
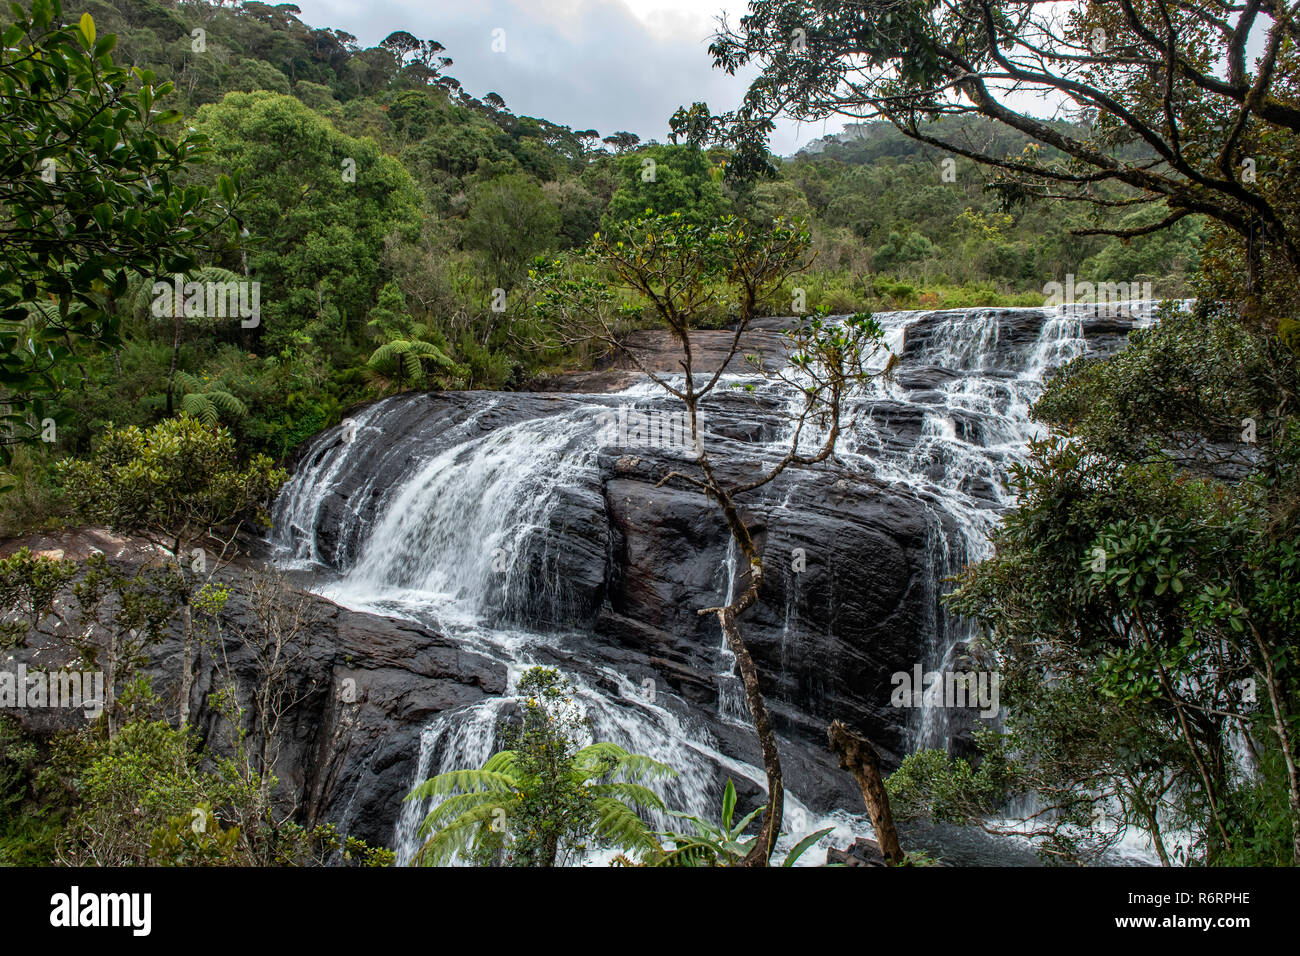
[270,302,1166,865]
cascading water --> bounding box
[270,301,1164,865]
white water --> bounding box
[271,302,1164,866]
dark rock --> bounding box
[1,543,506,850]
[826,836,889,867]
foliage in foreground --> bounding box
[899,300,1300,866]
[641,778,832,867]
[407,668,675,866]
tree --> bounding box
[706,0,1300,321]
[61,679,392,866]
[57,417,286,727]
[937,304,1300,865]
[132,265,250,416]
[174,371,249,426]
[532,213,891,864]
[543,179,603,249]
[379,30,419,67]
[0,2,237,454]
[603,144,730,227]
[415,121,509,178]
[705,0,1300,867]
[461,174,560,294]
[57,417,285,560]
[365,339,459,392]
[194,91,422,345]
[602,130,641,154]
[871,231,935,272]
[407,667,674,866]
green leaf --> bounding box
[782,827,834,866]
[721,778,737,833]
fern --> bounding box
[133,267,247,320]
[411,801,504,867]
[405,725,677,865]
[590,797,659,852]
[174,370,248,425]
[366,339,460,392]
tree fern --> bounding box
[411,799,507,867]
[366,339,459,392]
[590,797,660,853]
[174,371,248,426]
[404,667,679,866]
[132,267,248,321]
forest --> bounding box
[0,0,1206,531]
[0,0,1295,881]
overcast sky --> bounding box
[287,1,1272,155]
[288,0,844,155]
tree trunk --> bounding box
[694,453,784,866]
[712,602,783,867]
[828,720,905,865]
[105,643,116,738]
[166,317,181,417]
[1251,625,1300,866]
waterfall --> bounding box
[270,302,1160,865]
[714,539,750,726]
[325,412,602,624]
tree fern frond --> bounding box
[406,768,519,803]
[174,370,202,393]
[574,743,677,782]
[206,389,248,419]
[411,802,502,866]
[588,781,666,812]
[367,339,457,389]
[651,839,723,867]
[404,339,457,367]
[180,393,218,425]
[481,750,521,776]
[136,267,248,319]
[401,348,424,384]
[589,796,656,853]
[415,790,509,837]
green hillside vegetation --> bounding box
[3,0,1296,871]
[0,0,1199,531]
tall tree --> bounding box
[705,0,1300,320]
[0,2,237,456]
[462,174,560,299]
[57,417,286,727]
[533,213,891,864]
[195,90,421,347]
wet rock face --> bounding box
[269,392,959,805]
[263,306,1145,831]
[593,446,941,763]
[4,307,1146,853]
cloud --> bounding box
[289,0,824,153]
